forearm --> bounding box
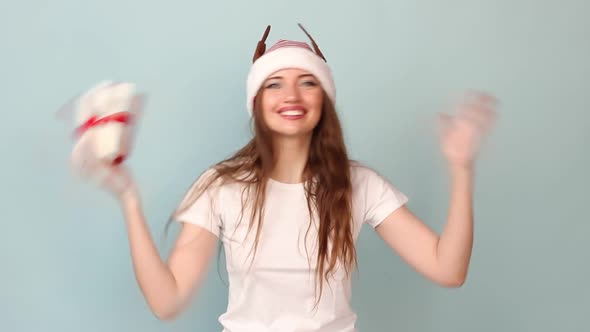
[436,165,475,284]
[120,193,180,319]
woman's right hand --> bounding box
[91,162,139,203]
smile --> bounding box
[278,106,306,119]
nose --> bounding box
[283,82,301,103]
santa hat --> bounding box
[246,24,336,116]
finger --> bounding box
[437,113,454,137]
[458,91,497,116]
[461,90,498,108]
[102,163,136,196]
[456,101,497,132]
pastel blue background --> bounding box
[1,1,588,331]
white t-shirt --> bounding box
[175,162,408,332]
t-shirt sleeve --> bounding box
[363,168,409,228]
[173,168,222,237]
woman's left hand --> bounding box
[438,91,498,170]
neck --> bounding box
[271,135,311,184]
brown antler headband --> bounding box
[252,25,271,63]
[297,23,327,62]
[252,24,327,63]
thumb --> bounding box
[98,163,136,196]
[437,112,453,137]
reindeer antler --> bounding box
[253,25,271,63]
[298,23,327,62]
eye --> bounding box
[301,80,318,87]
[265,82,280,89]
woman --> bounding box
[98,25,496,331]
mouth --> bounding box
[277,106,306,120]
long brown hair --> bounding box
[168,88,356,305]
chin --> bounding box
[265,114,319,138]
[268,120,318,137]
[270,127,315,139]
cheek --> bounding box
[259,95,276,120]
[305,91,324,115]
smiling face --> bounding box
[256,68,324,139]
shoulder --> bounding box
[176,161,244,213]
[193,158,250,188]
[189,166,223,192]
[348,160,409,227]
[181,162,237,202]
[348,160,408,202]
[349,160,391,187]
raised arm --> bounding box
[375,167,474,287]
[120,191,218,320]
[97,165,218,320]
[375,91,496,287]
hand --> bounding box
[73,158,139,203]
[97,163,138,200]
[438,91,497,170]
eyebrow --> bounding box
[266,74,316,80]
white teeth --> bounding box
[280,110,304,116]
